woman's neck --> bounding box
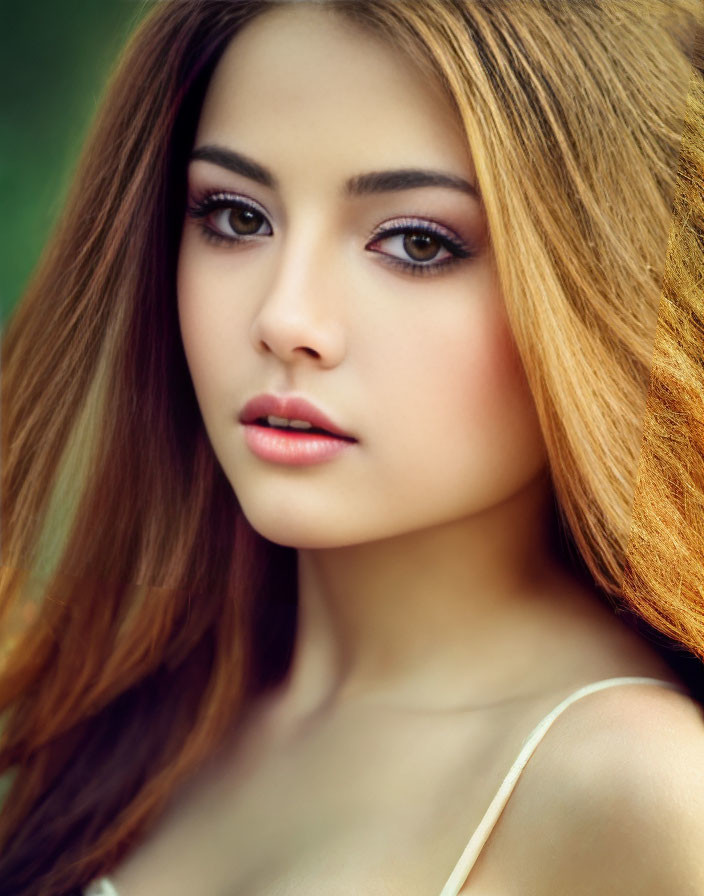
[273,471,586,719]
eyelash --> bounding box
[185,190,475,277]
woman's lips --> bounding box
[238,393,357,465]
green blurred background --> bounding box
[1,1,152,326]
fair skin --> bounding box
[109,5,704,895]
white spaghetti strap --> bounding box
[437,676,690,896]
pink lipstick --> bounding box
[238,394,357,466]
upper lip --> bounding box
[238,394,357,441]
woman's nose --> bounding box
[249,240,347,369]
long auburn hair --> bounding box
[1,1,702,893]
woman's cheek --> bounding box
[451,299,546,476]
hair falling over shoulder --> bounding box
[0,1,702,893]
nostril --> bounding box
[288,344,321,359]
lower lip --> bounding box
[242,424,356,466]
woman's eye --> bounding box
[211,205,271,238]
[375,231,452,264]
[366,221,474,276]
[186,193,273,245]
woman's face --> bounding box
[177,3,548,549]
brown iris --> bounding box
[229,207,264,235]
[403,231,442,261]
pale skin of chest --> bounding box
[107,596,680,896]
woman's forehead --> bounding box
[193,3,477,189]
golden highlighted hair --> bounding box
[340,0,704,611]
[0,1,702,892]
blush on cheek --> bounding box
[486,299,533,395]
[464,301,545,459]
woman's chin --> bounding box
[238,503,395,551]
[239,507,350,550]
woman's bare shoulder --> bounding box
[496,680,704,895]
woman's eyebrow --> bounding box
[347,169,480,200]
[189,144,481,200]
[190,145,276,189]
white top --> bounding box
[84,675,689,896]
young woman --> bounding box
[2,1,703,894]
